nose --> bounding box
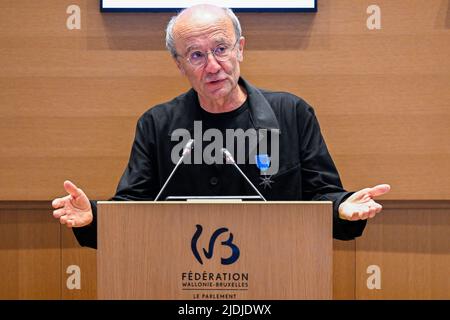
[204,52,221,73]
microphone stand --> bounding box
[221,148,267,201]
[154,139,194,201]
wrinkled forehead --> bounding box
[173,13,235,53]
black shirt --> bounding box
[166,98,254,198]
[74,78,366,248]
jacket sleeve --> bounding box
[72,200,98,249]
[112,114,159,201]
[72,114,158,249]
[298,101,366,240]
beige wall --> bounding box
[0,201,448,299]
[0,0,449,300]
[0,0,449,200]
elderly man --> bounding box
[52,4,390,249]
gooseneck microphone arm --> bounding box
[154,139,194,202]
[221,148,267,201]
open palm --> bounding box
[339,184,391,221]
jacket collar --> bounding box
[239,77,280,132]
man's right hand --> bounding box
[52,180,93,228]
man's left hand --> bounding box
[338,184,391,221]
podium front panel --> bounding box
[97,201,332,299]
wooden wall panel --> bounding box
[0,201,448,299]
[61,226,97,299]
[0,202,97,300]
[333,239,355,300]
[355,201,450,299]
[0,0,449,200]
[0,202,60,299]
[0,0,449,300]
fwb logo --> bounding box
[191,224,240,265]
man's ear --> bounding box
[237,37,245,62]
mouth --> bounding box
[206,78,226,85]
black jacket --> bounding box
[74,78,366,248]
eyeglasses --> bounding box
[181,39,240,68]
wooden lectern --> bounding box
[97,201,333,300]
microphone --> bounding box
[154,139,194,201]
[221,148,267,201]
